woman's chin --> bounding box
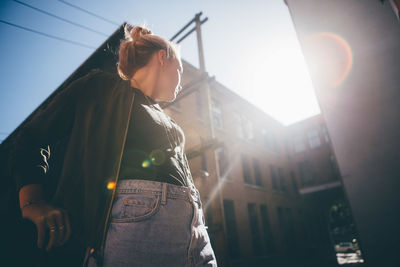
[171,90,179,101]
[164,94,176,103]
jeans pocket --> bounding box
[111,193,161,223]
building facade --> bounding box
[162,60,346,266]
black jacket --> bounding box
[12,70,141,265]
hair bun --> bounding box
[118,24,179,81]
[123,24,152,42]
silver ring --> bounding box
[48,225,57,232]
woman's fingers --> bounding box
[45,214,58,251]
[54,209,66,244]
[36,218,46,249]
[56,209,72,246]
[22,203,72,250]
[62,209,72,244]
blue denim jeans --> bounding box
[87,179,217,267]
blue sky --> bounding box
[0,0,320,142]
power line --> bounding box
[13,0,108,37]
[57,0,120,26]
[0,19,96,49]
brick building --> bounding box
[162,60,346,266]
[287,115,348,265]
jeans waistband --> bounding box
[115,179,199,203]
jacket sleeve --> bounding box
[11,71,97,193]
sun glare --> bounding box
[235,38,320,125]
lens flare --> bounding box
[149,149,166,166]
[308,32,353,88]
[142,159,151,168]
[107,181,116,190]
[204,144,241,210]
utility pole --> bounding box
[170,12,228,264]
[195,13,206,72]
[170,12,208,72]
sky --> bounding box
[0,0,320,142]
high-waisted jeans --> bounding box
[87,179,217,267]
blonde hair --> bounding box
[117,24,180,80]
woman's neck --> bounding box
[129,67,159,101]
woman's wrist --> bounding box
[19,184,46,210]
[21,199,46,209]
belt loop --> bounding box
[161,183,167,205]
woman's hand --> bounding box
[21,203,72,252]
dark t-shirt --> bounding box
[118,87,189,186]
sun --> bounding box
[235,37,320,125]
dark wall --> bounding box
[286,1,400,266]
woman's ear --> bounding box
[157,49,167,67]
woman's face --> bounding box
[158,56,183,102]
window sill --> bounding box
[244,183,267,191]
[221,177,233,183]
[273,190,288,195]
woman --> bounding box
[14,24,217,267]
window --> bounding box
[297,209,308,242]
[234,113,253,140]
[242,154,253,184]
[271,134,279,153]
[253,158,263,187]
[204,198,216,249]
[298,160,315,186]
[290,171,299,194]
[278,168,287,192]
[261,129,272,150]
[201,152,207,171]
[195,90,204,120]
[276,206,289,251]
[260,205,275,254]
[293,135,306,153]
[262,129,279,153]
[329,154,340,180]
[205,199,214,227]
[307,128,321,149]
[223,200,240,259]
[276,206,285,233]
[285,208,296,248]
[211,98,223,129]
[269,165,279,191]
[321,124,330,143]
[217,147,229,179]
[234,113,244,139]
[248,203,262,256]
[242,116,254,141]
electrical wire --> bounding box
[0,19,96,49]
[57,0,120,26]
[13,0,108,37]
